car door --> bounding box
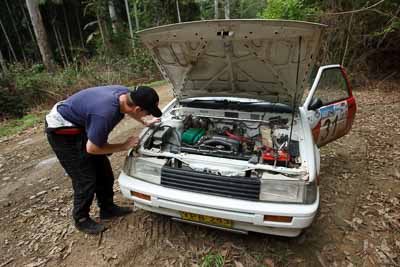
[303,65,356,147]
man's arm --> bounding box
[86,136,138,155]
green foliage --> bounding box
[258,0,319,21]
[232,0,267,19]
[0,47,159,121]
[0,64,50,119]
[2,0,398,128]
[0,78,27,119]
[371,19,400,37]
[31,64,45,73]
[200,252,225,267]
[0,113,43,138]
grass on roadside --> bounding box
[0,113,45,138]
[200,252,225,267]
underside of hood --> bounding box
[139,20,326,106]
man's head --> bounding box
[125,86,162,118]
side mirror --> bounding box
[309,98,323,110]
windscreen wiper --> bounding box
[180,99,292,113]
[180,99,240,109]
[227,102,292,113]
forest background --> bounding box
[0,0,399,135]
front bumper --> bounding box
[118,171,319,237]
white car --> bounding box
[119,20,356,237]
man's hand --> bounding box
[124,136,139,150]
[144,117,161,127]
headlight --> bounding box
[259,179,317,204]
[123,156,166,184]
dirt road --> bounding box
[0,83,399,267]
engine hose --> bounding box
[224,130,249,142]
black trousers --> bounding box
[47,132,114,221]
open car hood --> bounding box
[139,20,326,106]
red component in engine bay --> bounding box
[261,147,290,163]
[224,130,249,142]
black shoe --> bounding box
[75,217,105,235]
[100,204,132,220]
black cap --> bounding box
[129,86,162,117]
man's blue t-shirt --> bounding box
[58,85,129,147]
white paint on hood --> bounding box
[139,19,326,106]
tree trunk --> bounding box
[73,0,85,49]
[124,0,135,48]
[61,0,74,62]
[224,0,230,19]
[239,0,244,18]
[20,0,40,59]
[0,19,17,62]
[25,0,55,70]
[176,0,181,23]
[108,0,119,33]
[97,0,113,50]
[57,25,69,67]
[52,22,68,67]
[0,49,7,76]
[5,0,27,64]
[97,12,106,48]
[133,0,140,31]
[342,13,354,67]
[214,0,219,19]
[200,0,204,20]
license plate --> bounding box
[180,212,232,228]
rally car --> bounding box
[118,20,356,237]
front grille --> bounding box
[161,166,260,201]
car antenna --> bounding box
[286,36,302,167]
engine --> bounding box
[143,114,300,168]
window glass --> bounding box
[312,68,349,105]
[301,65,319,104]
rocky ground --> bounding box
[0,82,399,267]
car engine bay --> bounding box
[142,109,302,169]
